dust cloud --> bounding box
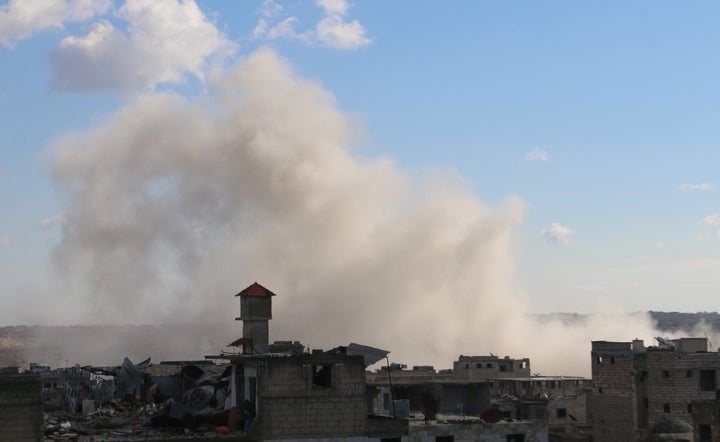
[49,49,663,376]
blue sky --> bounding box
[2,0,720,327]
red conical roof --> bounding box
[235,282,277,297]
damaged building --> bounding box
[591,336,720,442]
[0,281,572,441]
[207,282,553,441]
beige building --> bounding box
[454,355,531,381]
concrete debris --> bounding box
[34,357,241,440]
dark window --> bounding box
[700,424,712,442]
[486,363,493,368]
[381,439,402,442]
[610,357,615,364]
[383,393,390,410]
[465,363,469,369]
[663,403,670,413]
[687,403,693,413]
[700,370,716,391]
[596,356,603,364]
[520,361,528,369]
[312,365,333,388]
[556,408,567,418]
[598,387,603,394]
[506,435,525,442]
[687,370,693,378]
[500,365,507,372]
[436,437,454,442]
[662,370,670,378]
[644,398,648,408]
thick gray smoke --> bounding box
[51,49,662,375]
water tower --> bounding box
[235,282,276,353]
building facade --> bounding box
[592,337,720,442]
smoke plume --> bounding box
[50,49,662,375]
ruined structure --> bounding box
[490,376,590,427]
[592,337,720,442]
[216,282,552,441]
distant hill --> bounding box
[648,311,720,333]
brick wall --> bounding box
[591,341,636,442]
[0,374,43,442]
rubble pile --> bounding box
[37,357,252,441]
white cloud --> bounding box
[523,148,549,162]
[258,0,284,19]
[680,182,714,191]
[698,213,720,240]
[315,0,370,49]
[699,213,720,228]
[39,213,66,229]
[0,0,111,48]
[49,0,236,93]
[252,0,370,50]
[541,223,574,244]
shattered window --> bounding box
[312,364,333,388]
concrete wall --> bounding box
[252,354,367,439]
[549,393,588,426]
[0,374,43,442]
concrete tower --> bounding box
[235,282,276,353]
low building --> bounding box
[454,355,531,381]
